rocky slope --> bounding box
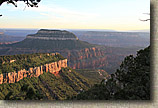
[74,46,150,100]
[60,46,139,74]
[3,29,94,50]
[0,67,93,100]
[0,46,138,74]
[76,69,109,83]
[0,29,140,74]
[27,29,79,40]
[0,59,67,84]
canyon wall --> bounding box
[0,46,137,74]
[0,59,67,84]
[60,47,130,74]
[67,47,108,69]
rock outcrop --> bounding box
[60,47,127,74]
[0,46,134,74]
[27,29,79,40]
[0,29,138,75]
[0,59,67,84]
[66,47,108,69]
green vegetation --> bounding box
[73,46,150,100]
[0,53,65,74]
[0,67,92,100]
[0,46,150,100]
[7,39,95,50]
[76,69,109,83]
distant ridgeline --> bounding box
[0,53,67,84]
[8,29,94,50]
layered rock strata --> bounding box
[27,29,79,40]
[27,36,78,40]
[0,59,67,84]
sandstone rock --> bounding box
[10,60,16,63]
[3,73,8,83]
[0,59,68,84]
[51,53,55,56]
[27,29,78,40]
[0,74,3,84]
[8,72,17,83]
[45,64,49,73]
[35,67,41,77]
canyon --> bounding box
[0,59,67,84]
[72,31,150,48]
[0,29,141,74]
[60,46,137,73]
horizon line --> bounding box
[0,28,150,32]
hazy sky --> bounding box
[0,0,150,31]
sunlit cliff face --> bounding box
[0,59,67,84]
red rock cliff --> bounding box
[60,47,127,74]
[61,47,108,69]
[0,59,67,84]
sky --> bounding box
[0,0,150,31]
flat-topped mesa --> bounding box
[27,29,79,40]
